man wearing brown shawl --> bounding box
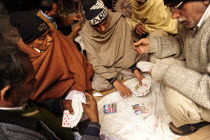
[9,11,94,116]
[81,0,144,97]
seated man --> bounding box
[127,0,178,38]
[81,0,145,97]
[37,0,81,40]
[9,11,94,116]
[0,41,100,140]
[133,0,210,136]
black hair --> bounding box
[40,0,59,13]
[0,41,29,91]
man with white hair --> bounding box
[133,0,210,136]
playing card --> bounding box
[104,103,117,114]
[132,103,149,115]
[62,110,71,127]
[125,74,151,96]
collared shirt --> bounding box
[0,106,24,111]
[33,47,43,53]
[41,10,58,29]
[197,5,210,29]
[193,5,210,34]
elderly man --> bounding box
[81,0,145,97]
[0,41,100,140]
[37,0,81,40]
[133,0,210,136]
[127,0,178,38]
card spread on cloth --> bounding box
[103,103,117,114]
[132,103,149,115]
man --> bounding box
[133,0,210,135]
[81,0,145,97]
[0,41,100,140]
[127,0,178,38]
[9,11,94,117]
[37,0,81,40]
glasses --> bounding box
[168,1,183,12]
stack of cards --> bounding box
[103,103,117,114]
[62,93,86,128]
[127,74,151,96]
[132,103,149,115]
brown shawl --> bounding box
[17,30,94,102]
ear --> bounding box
[0,85,11,101]
[203,0,209,6]
[45,11,50,16]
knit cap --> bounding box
[9,11,49,44]
[83,0,108,25]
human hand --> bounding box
[135,22,147,36]
[73,24,81,33]
[82,92,99,122]
[73,14,82,21]
[132,38,150,55]
[133,69,145,85]
[113,80,132,97]
[63,100,74,114]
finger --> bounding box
[133,39,144,46]
[140,26,147,33]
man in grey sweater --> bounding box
[133,0,210,136]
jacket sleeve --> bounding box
[57,15,74,27]
[149,35,185,60]
[152,62,210,110]
[81,122,100,140]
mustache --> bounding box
[177,17,186,22]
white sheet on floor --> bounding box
[97,78,179,140]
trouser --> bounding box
[150,55,210,127]
[92,69,134,92]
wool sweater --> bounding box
[149,18,210,110]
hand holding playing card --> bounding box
[133,69,145,85]
[83,92,99,122]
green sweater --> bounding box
[12,101,74,140]
[149,18,210,110]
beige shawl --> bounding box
[129,0,178,34]
[81,12,139,79]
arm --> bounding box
[133,35,185,60]
[57,14,82,27]
[81,92,100,140]
[149,35,184,59]
[152,63,210,110]
[114,0,132,18]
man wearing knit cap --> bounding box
[81,0,145,97]
[133,0,210,136]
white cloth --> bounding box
[98,78,179,140]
